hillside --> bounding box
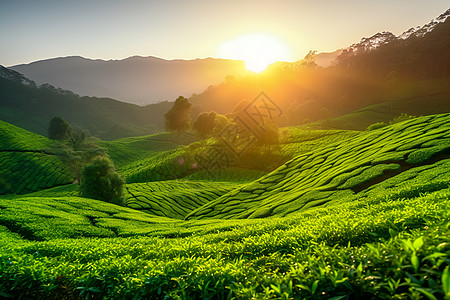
[186,113,450,219]
[0,112,449,298]
[0,120,73,194]
[10,56,248,105]
[0,66,172,140]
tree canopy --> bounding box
[193,111,217,138]
[48,116,70,140]
[164,96,192,132]
[80,156,124,205]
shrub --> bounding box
[80,157,124,205]
[389,113,416,125]
[366,122,387,131]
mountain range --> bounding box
[10,56,248,105]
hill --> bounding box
[0,120,73,194]
[0,66,172,140]
[313,78,450,130]
[186,113,450,219]
[0,112,449,298]
[9,56,248,105]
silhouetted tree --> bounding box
[48,116,70,140]
[164,96,192,132]
[80,156,124,205]
[193,111,217,138]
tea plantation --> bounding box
[0,121,72,194]
[0,114,449,299]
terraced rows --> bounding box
[125,180,243,219]
[0,120,49,151]
[0,152,73,194]
[279,129,360,160]
[0,121,73,194]
[121,148,196,183]
[103,132,197,168]
[186,113,450,219]
[0,196,181,240]
[183,167,266,182]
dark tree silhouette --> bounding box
[193,111,217,138]
[164,96,192,132]
[48,116,70,140]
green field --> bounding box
[0,121,73,194]
[0,113,449,299]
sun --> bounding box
[217,33,291,73]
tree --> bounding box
[68,129,87,150]
[48,116,70,140]
[164,96,192,132]
[46,118,105,184]
[48,136,105,184]
[80,156,124,205]
[193,111,217,138]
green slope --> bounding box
[186,113,450,219]
[102,131,198,169]
[125,180,245,219]
[0,66,172,140]
[0,113,449,299]
[1,184,448,299]
[0,120,72,195]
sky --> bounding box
[0,0,449,67]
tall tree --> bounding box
[164,96,192,132]
[48,116,70,140]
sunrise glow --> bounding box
[217,33,292,73]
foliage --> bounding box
[389,113,417,125]
[80,156,124,205]
[164,96,192,132]
[193,111,217,138]
[187,113,450,219]
[1,111,450,299]
[125,180,243,219]
[366,121,387,131]
[48,116,71,140]
[48,136,106,184]
[367,113,416,131]
[0,185,449,299]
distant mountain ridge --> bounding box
[348,8,450,53]
[0,65,172,140]
[10,56,248,105]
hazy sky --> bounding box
[1,0,449,66]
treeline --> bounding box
[337,17,450,80]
